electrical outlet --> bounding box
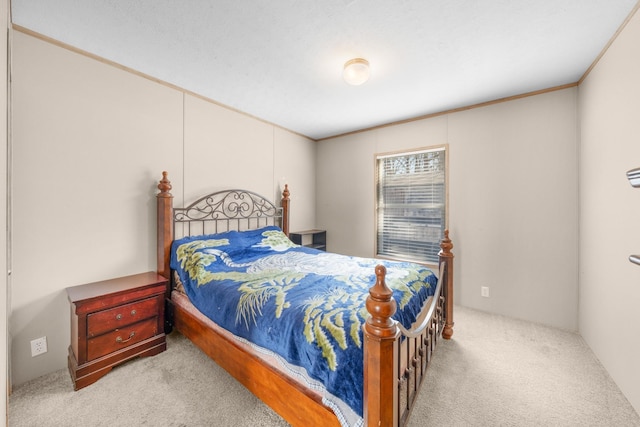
[481,286,490,298]
[30,336,48,357]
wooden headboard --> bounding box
[156,171,290,279]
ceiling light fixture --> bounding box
[343,58,370,86]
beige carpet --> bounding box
[9,306,640,426]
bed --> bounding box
[156,171,454,427]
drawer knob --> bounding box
[131,309,137,316]
[115,331,135,344]
[116,314,122,320]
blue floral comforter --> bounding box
[170,226,437,420]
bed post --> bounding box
[281,184,290,236]
[363,265,400,427]
[439,229,454,339]
[157,171,174,279]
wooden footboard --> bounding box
[363,234,453,427]
[156,172,454,427]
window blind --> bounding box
[376,147,446,264]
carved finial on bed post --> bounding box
[157,171,174,279]
[158,171,172,197]
[365,265,397,337]
[438,229,454,339]
[440,229,452,255]
[363,265,399,427]
[281,184,290,236]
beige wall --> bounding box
[578,7,640,415]
[1,0,8,424]
[9,31,315,387]
[317,88,579,331]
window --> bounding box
[375,146,447,265]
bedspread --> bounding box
[170,226,437,420]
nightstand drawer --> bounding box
[87,317,158,361]
[87,295,161,337]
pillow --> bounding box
[170,226,298,286]
[170,225,291,261]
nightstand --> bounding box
[290,229,326,251]
[66,271,168,390]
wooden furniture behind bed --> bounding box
[156,171,454,427]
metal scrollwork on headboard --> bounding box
[174,189,283,237]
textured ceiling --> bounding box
[11,0,640,140]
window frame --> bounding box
[374,144,449,267]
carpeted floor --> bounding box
[9,306,640,426]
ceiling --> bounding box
[10,1,639,140]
